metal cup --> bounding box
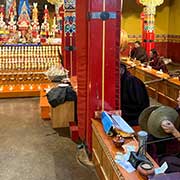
[137,131,148,155]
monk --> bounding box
[130,41,147,63]
[149,48,168,73]
[147,91,180,173]
[158,91,180,173]
[120,63,149,126]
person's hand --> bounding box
[161,120,176,134]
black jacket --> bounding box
[120,64,149,126]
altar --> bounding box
[0,0,63,98]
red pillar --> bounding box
[76,0,121,151]
[141,7,155,56]
[76,1,88,142]
[144,13,155,56]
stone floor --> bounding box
[0,98,98,180]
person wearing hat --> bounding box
[149,49,168,73]
[139,91,180,173]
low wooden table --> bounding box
[92,119,158,180]
[121,59,179,107]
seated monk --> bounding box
[147,90,180,173]
[130,41,147,63]
[120,63,149,126]
[149,49,168,73]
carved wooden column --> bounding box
[76,0,121,150]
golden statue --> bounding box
[32,2,38,21]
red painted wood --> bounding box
[86,0,121,150]
[64,35,70,70]
[89,0,103,11]
[145,31,155,56]
[155,42,168,57]
[105,1,121,110]
[86,0,103,149]
[77,0,121,151]
[72,34,76,76]
[105,1,119,11]
[76,0,88,141]
[167,42,180,63]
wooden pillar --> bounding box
[76,0,121,151]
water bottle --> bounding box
[137,131,148,155]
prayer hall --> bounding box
[0,0,180,180]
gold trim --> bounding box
[102,0,106,111]
[103,0,106,10]
[102,21,105,111]
[92,148,101,164]
[100,165,109,180]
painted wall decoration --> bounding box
[63,0,76,76]
[64,14,76,34]
[64,0,76,11]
